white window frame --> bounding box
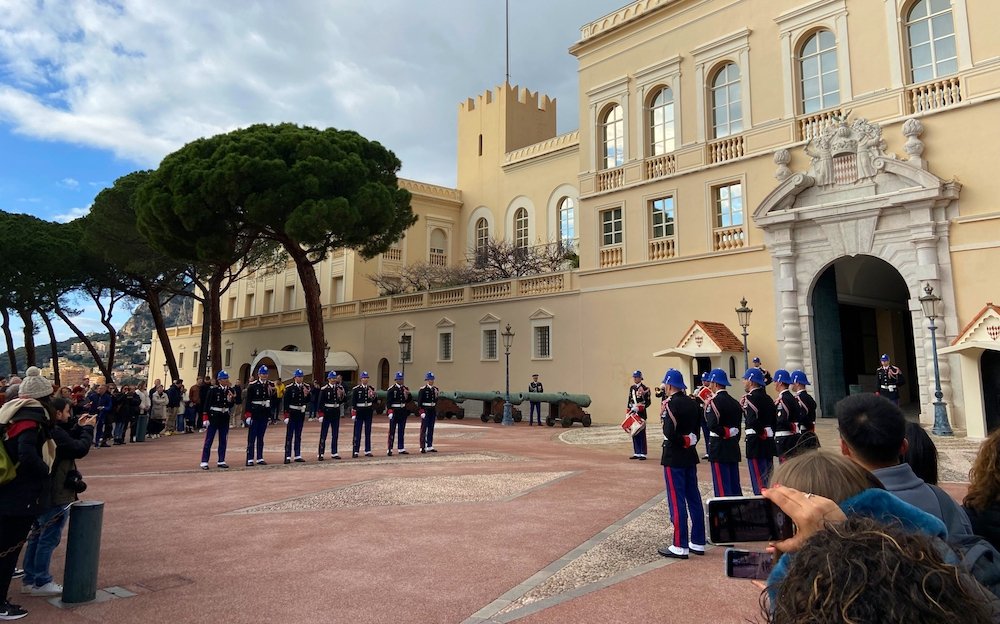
[713,181,744,228]
[600,103,625,169]
[798,29,840,114]
[600,207,623,247]
[775,0,853,119]
[635,55,682,160]
[586,76,629,172]
[692,29,752,143]
[530,309,554,361]
[904,0,958,84]
[480,315,500,362]
[513,207,529,248]
[649,194,676,240]
[709,62,743,139]
[436,317,455,363]
[884,0,971,88]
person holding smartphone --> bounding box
[657,369,706,559]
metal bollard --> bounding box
[62,501,104,604]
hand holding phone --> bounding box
[724,548,775,580]
[707,496,795,545]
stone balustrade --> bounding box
[713,226,746,251]
[708,135,745,164]
[644,153,676,180]
[596,166,625,192]
[648,237,676,261]
[908,77,962,114]
[599,245,624,268]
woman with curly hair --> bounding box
[964,427,1000,551]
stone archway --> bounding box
[755,117,962,422]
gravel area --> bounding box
[559,425,628,446]
[234,471,572,513]
[497,480,716,614]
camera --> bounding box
[64,469,87,494]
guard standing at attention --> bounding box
[627,370,652,460]
[317,371,345,461]
[528,374,544,426]
[742,368,777,494]
[283,369,309,464]
[244,365,274,466]
[418,372,440,453]
[351,371,377,457]
[772,369,801,463]
[876,354,905,405]
[386,372,411,456]
[657,369,706,560]
[752,357,773,386]
[703,368,742,496]
[200,370,235,470]
[791,370,820,451]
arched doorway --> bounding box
[810,255,917,416]
[378,358,390,390]
[982,350,1000,433]
[239,363,251,385]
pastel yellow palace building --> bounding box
[148,0,1000,438]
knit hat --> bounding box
[19,366,53,399]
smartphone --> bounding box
[707,496,794,544]
[724,548,775,580]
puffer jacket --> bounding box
[0,402,53,516]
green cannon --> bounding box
[450,390,524,423]
[371,390,464,419]
[517,392,593,428]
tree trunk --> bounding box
[283,243,326,383]
[101,314,117,384]
[208,270,224,376]
[53,304,111,381]
[146,284,180,383]
[40,312,60,386]
[1,308,17,373]
[18,308,36,368]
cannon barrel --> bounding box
[517,392,592,407]
[375,389,467,403]
[453,390,524,405]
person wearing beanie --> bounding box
[0,367,55,620]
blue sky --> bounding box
[0,0,625,351]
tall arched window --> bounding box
[513,208,529,248]
[557,197,575,249]
[906,0,957,83]
[475,218,489,252]
[799,30,839,114]
[429,228,447,266]
[649,87,675,155]
[601,104,624,169]
[711,63,742,139]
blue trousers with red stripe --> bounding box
[663,465,705,549]
[710,461,742,497]
[747,457,773,495]
[631,426,648,456]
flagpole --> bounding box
[505,0,510,84]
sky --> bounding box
[0,0,627,352]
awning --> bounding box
[938,341,1000,355]
[251,349,359,380]
[653,347,702,358]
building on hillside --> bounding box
[70,341,108,356]
[40,359,90,388]
[148,0,1000,438]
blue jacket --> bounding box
[873,463,975,536]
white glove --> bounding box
[420,410,426,419]
[283,418,290,425]
[245,417,252,426]
[318,416,324,424]
[388,409,394,420]
[682,433,698,448]
[765,427,774,438]
[727,427,740,438]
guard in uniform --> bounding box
[627,370,652,460]
[418,372,440,453]
[351,371,377,457]
[693,371,712,458]
[791,370,820,451]
[317,371,345,460]
[528,374,544,426]
[200,370,235,470]
[703,368,742,496]
[772,369,801,463]
[244,365,274,465]
[742,368,777,494]
[657,369,706,560]
[283,369,309,463]
[386,372,411,456]
[752,357,773,385]
[876,354,905,406]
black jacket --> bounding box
[743,388,777,459]
[0,405,52,516]
[705,390,742,464]
[660,392,701,467]
[965,503,1000,553]
[44,421,94,508]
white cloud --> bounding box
[60,177,79,189]
[0,0,624,186]
[53,204,91,222]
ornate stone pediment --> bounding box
[806,115,891,186]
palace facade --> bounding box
[149,0,1000,437]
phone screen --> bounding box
[707,496,794,544]
[725,548,775,580]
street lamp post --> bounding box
[736,297,753,371]
[501,323,515,426]
[919,284,953,436]
[398,335,410,381]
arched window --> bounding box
[799,30,839,114]
[429,228,447,266]
[649,87,675,155]
[601,104,624,169]
[475,218,489,252]
[906,0,957,83]
[711,63,742,139]
[557,197,575,249]
[378,358,390,390]
[513,208,529,248]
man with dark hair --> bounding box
[837,393,973,536]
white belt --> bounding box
[356,403,372,408]
[709,432,720,438]
[774,431,795,437]
[881,385,897,391]
[745,428,757,435]
[252,400,270,406]
[389,404,405,408]
[210,407,229,413]
[324,403,341,408]
[421,403,436,407]
[289,405,306,411]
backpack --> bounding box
[0,429,17,485]
[932,486,1000,597]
